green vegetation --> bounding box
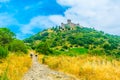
[35,42,53,55]
[24,26,120,58]
[0,27,28,59]
[0,28,15,47]
[0,27,28,79]
[60,48,88,56]
[0,66,9,80]
[0,46,8,59]
[8,39,27,53]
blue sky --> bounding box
[0,0,120,39]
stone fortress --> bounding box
[60,19,81,30]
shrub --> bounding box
[0,46,9,59]
[8,40,28,53]
[0,28,15,46]
[36,43,53,55]
[62,45,68,49]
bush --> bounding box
[0,28,15,46]
[36,43,53,55]
[0,46,9,59]
[8,40,28,53]
[62,45,68,49]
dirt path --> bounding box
[22,54,78,80]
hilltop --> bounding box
[24,20,120,58]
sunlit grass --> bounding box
[0,53,31,80]
[38,54,120,80]
[0,52,120,80]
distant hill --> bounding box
[24,20,120,57]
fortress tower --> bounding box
[60,19,81,30]
[67,19,71,24]
[61,23,65,28]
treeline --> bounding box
[0,28,27,59]
[24,26,120,58]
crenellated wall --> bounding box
[60,19,81,30]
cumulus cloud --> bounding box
[56,0,120,35]
[0,13,18,27]
[49,15,66,25]
[21,15,68,35]
[21,16,56,34]
[20,0,120,37]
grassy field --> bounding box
[64,48,88,56]
[0,53,120,80]
[0,53,31,80]
[38,54,120,80]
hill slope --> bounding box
[24,25,120,57]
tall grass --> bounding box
[0,53,31,80]
[1,52,120,80]
[38,54,120,80]
[0,65,9,80]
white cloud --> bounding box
[56,0,120,35]
[57,0,110,8]
[0,13,18,27]
[21,15,67,35]
[20,0,120,36]
[49,15,66,25]
[24,1,43,11]
[21,16,56,34]
[0,0,9,3]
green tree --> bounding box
[36,42,53,55]
[0,28,15,46]
[8,39,28,53]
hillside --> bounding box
[0,24,120,80]
[24,21,120,58]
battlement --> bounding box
[67,19,71,24]
[60,19,80,30]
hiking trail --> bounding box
[22,53,79,80]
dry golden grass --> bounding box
[38,54,120,80]
[0,53,32,80]
[0,53,120,80]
